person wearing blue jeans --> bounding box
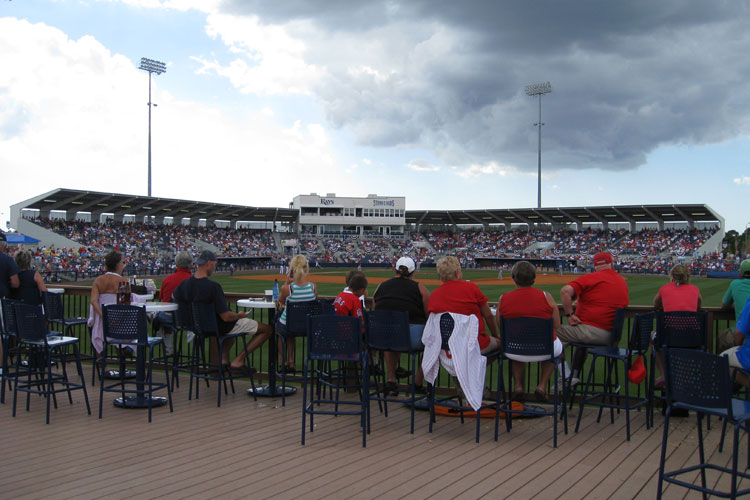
[373,256,430,396]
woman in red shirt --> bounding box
[653,264,702,387]
[427,256,499,353]
[496,261,562,402]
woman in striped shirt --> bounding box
[277,255,317,372]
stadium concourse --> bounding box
[4,188,736,281]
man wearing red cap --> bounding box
[559,251,629,383]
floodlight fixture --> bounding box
[525,82,552,96]
[139,58,166,75]
[138,57,167,198]
[525,81,552,209]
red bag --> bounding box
[628,355,646,384]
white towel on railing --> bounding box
[422,312,486,411]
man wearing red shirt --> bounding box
[161,251,193,303]
[156,251,193,354]
[559,251,629,380]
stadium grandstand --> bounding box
[4,188,734,281]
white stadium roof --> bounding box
[10,188,723,229]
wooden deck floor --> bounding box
[2,371,749,500]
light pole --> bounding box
[525,81,552,208]
[138,57,166,197]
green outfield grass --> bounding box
[156,268,732,307]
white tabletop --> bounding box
[135,293,154,301]
[237,299,276,309]
[46,288,65,294]
[143,302,178,312]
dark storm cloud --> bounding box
[218,0,750,172]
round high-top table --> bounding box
[236,299,295,398]
[112,302,176,409]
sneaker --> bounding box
[556,376,579,395]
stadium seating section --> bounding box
[15,217,736,280]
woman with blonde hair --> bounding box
[427,256,500,354]
[653,264,702,387]
[276,254,317,372]
[653,264,701,312]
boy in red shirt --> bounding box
[334,273,368,327]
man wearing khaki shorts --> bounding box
[558,251,629,383]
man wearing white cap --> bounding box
[372,256,430,396]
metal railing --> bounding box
[50,285,737,393]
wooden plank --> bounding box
[3,368,750,500]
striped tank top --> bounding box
[279,282,316,324]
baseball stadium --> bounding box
[2,188,747,498]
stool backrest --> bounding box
[655,311,707,350]
[287,300,334,337]
[365,309,411,352]
[665,348,731,415]
[438,313,455,350]
[609,308,627,346]
[174,301,194,331]
[13,303,47,342]
[1,298,21,336]
[306,314,362,360]
[191,302,219,337]
[102,304,148,342]
[42,291,64,322]
[630,312,654,353]
[499,316,554,357]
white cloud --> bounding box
[96,0,218,13]
[0,17,360,220]
[192,13,322,95]
[406,159,440,172]
[733,176,750,185]
[452,161,519,179]
[361,158,372,165]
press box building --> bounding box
[291,193,406,237]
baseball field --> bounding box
[170,268,731,307]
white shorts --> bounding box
[505,338,564,362]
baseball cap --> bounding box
[395,256,416,273]
[195,250,217,265]
[741,260,750,278]
[593,251,614,267]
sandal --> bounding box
[534,388,550,403]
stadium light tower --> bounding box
[525,81,552,208]
[139,57,166,197]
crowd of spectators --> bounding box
[12,217,734,278]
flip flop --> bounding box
[534,388,550,403]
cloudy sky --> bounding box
[1,0,749,231]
